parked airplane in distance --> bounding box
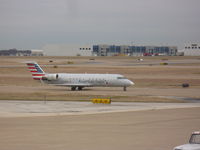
[26,62,134,91]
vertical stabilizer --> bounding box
[26,62,45,80]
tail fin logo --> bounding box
[26,62,45,80]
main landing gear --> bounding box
[123,86,127,91]
[71,86,83,91]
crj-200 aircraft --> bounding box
[26,62,134,91]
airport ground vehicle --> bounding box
[173,131,200,150]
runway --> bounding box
[0,100,200,117]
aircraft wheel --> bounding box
[78,87,83,91]
[123,86,127,91]
[71,87,76,91]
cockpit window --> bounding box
[117,77,127,79]
[189,134,200,144]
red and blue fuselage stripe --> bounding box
[27,62,45,80]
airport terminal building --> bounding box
[1,45,178,57]
[0,49,44,56]
[92,45,177,56]
[42,44,177,56]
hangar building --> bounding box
[43,44,92,56]
[180,43,200,56]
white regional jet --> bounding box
[26,62,134,91]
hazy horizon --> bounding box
[0,0,200,53]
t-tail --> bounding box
[26,61,45,80]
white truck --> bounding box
[173,131,200,150]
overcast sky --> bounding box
[0,0,200,49]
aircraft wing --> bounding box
[49,83,92,87]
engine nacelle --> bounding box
[42,74,58,81]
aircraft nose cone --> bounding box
[126,80,134,86]
[130,81,134,85]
